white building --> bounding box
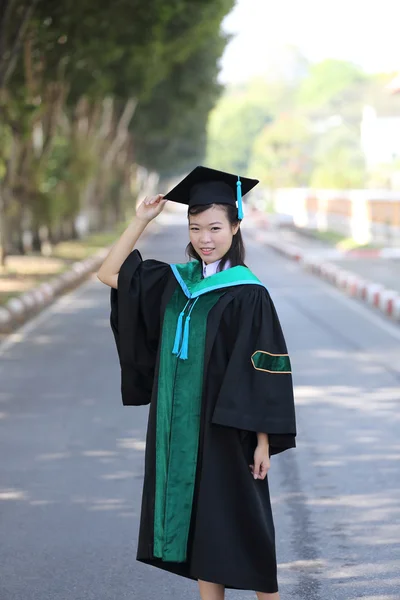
[360,105,400,167]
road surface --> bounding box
[1,217,399,600]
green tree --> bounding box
[248,113,312,188]
[310,125,366,188]
[0,0,235,262]
[297,58,367,124]
[133,32,230,176]
[206,78,282,174]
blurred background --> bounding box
[1,3,400,600]
[1,0,400,300]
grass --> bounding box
[0,225,125,307]
[53,228,125,261]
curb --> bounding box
[0,247,109,334]
[250,210,400,260]
[261,236,400,323]
[0,217,163,337]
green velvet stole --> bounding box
[154,286,224,562]
[153,261,265,562]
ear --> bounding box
[233,222,240,236]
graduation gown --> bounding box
[110,250,296,594]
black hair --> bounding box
[186,203,246,272]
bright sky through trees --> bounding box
[220,0,400,83]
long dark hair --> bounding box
[186,203,246,272]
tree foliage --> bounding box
[310,125,366,189]
[248,113,312,188]
[208,58,396,192]
[207,78,279,175]
[297,59,367,116]
[0,0,234,263]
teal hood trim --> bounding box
[170,261,266,299]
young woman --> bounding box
[97,166,296,600]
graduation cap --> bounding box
[163,166,259,220]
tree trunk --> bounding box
[70,219,78,240]
[48,223,61,246]
[0,188,9,267]
[0,0,39,90]
[31,226,41,252]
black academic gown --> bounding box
[110,250,296,594]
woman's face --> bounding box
[189,205,239,264]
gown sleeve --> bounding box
[110,249,171,406]
[211,286,296,456]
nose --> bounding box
[199,230,212,244]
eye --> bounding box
[211,227,221,231]
[190,227,199,231]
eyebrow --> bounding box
[189,221,223,226]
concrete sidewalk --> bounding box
[264,228,400,294]
[246,212,400,322]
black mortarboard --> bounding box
[164,166,259,220]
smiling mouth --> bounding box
[200,248,214,252]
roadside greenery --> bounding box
[207,55,400,193]
[0,0,234,265]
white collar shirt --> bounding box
[202,258,231,278]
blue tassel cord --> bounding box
[178,298,199,360]
[172,299,191,355]
[178,316,191,360]
[237,176,244,220]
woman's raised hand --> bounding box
[136,194,168,223]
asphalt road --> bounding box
[1,217,399,600]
